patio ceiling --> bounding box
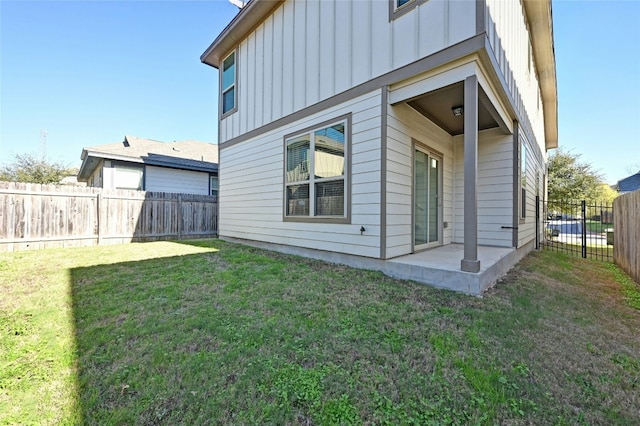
[407,82,504,136]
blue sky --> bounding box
[1,0,639,184]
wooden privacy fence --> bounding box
[0,182,218,252]
[613,190,640,284]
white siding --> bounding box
[485,0,546,158]
[220,90,383,258]
[220,0,477,144]
[517,131,544,248]
[102,161,114,190]
[484,0,550,248]
[385,103,455,259]
[453,129,514,248]
[145,166,210,195]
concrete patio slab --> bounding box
[383,244,527,295]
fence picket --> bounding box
[0,182,218,253]
[613,190,640,283]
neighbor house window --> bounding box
[520,141,527,219]
[397,0,412,7]
[221,51,236,115]
[114,163,144,190]
[210,175,219,197]
[284,117,350,222]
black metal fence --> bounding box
[541,198,614,262]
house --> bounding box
[77,135,219,196]
[616,171,640,194]
[200,0,558,294]
[59,175,86,187]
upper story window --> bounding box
[284,116,350,223]
[390,0,425,20]
[221,51,236,116]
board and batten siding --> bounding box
[453,129,514,247]
[484,0,546,157]
[220,90,383,258]
[385,102,455,259]
[145,166,211,195]
[221,0,476,144]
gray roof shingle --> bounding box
[617,171,640,193]
[79,136,218,180]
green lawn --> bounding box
[585,220,613,234]
[1,240,639,425]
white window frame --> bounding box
[283,114,351,224]
[220,51,237,117]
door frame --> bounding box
[411,139,444,252]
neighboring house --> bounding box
[616,171,640,194]
[200,0,558,291]
[59,175,86,187]
[77,135,219,196]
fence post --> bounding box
[581,200,587,258]
[97,192,103,246]
[177,194,182,240]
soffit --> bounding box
[407,82,500,136]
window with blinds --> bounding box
[284,118,349,221]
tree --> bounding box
[547,149,609,202]
[0,153,72,184]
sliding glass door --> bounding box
[414,147,441,250]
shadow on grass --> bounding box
[66,241,640,425]
[70,245,227,424]
[67,241,484,424]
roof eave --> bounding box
[200,0,285,68]
[78,149,218,178]
[77,149,100,181]
[523,0,558,150]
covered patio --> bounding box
[383,243,526,295]
[388,59,516,275]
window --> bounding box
[390,0,425,20]
[520,140,527,219]
[114,164,144,190]
[284,118,349,221]
[221,51,236,115]
[210,175,219,197]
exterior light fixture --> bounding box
[452,106,464,116]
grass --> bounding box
[585,220,613,234]
[1,239,639,425]
[542,240,614,259]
